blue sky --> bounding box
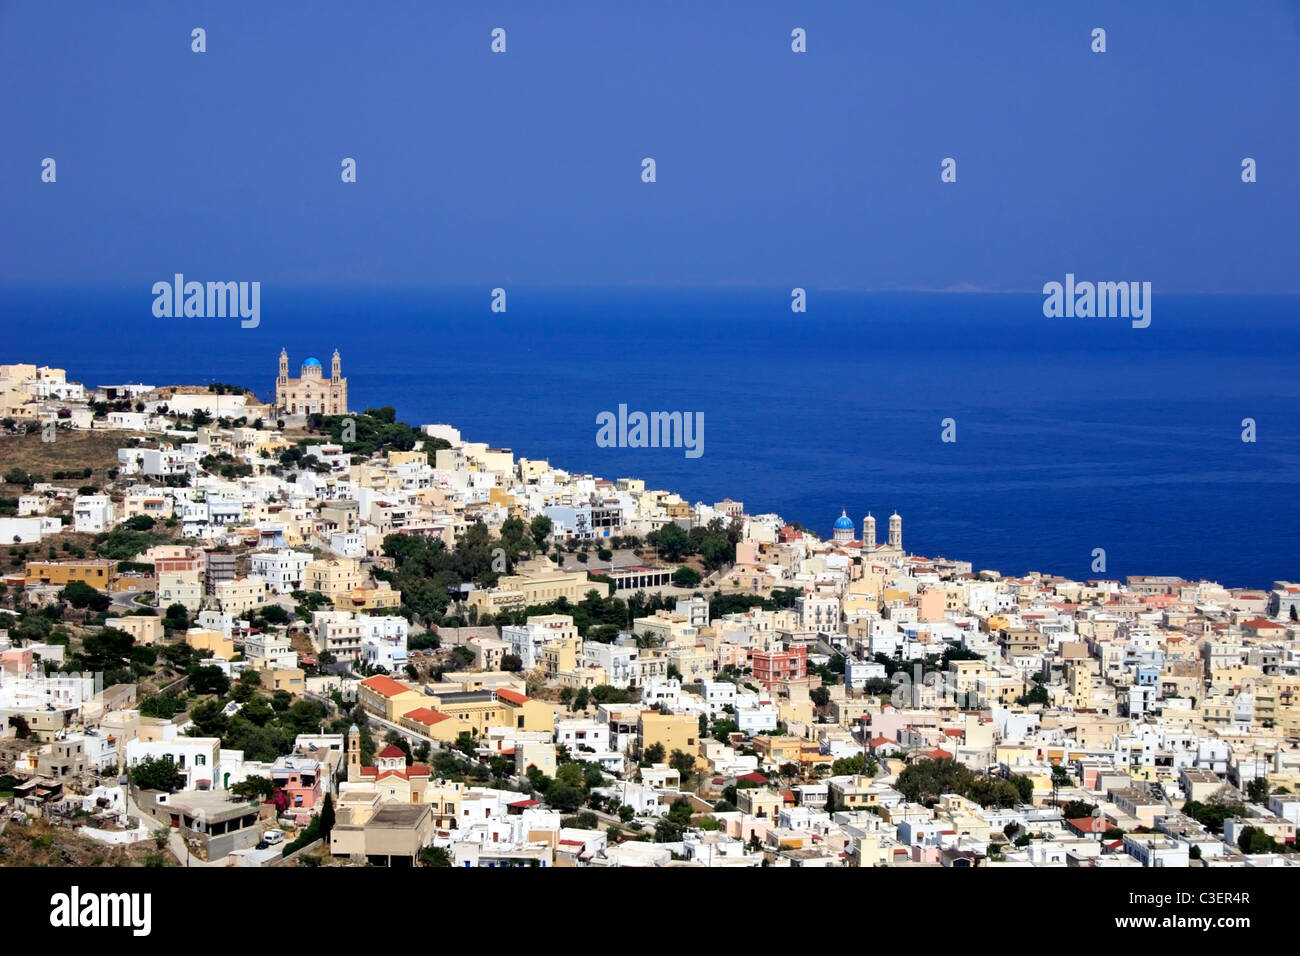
[2,0,1297,292]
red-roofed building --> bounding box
[1066,816,1108,839]
[358,673,425,721]
[1243,618,1285,638]
[495,688,554,733]
[399,706,471,744]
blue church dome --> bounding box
[833,510,854,531]
[303,357,321,367]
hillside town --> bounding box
[1,355,1298,869]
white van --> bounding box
[261,828,285,846]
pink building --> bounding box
[269,754,325,811]
[752,646,807,687]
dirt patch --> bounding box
[0,817,177,867]
[0,429,125,489]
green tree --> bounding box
[530,515,553,550]
[163,603,189,631]
[1237,826,1278,855]
[59,580,110,611]
[319,793,336,840]
[1246,777,1270,805]
[548,785,584,813]
[188,664,229,696]
[1183,798,1244,834]
[643,742,666,764]
[896,758,973,804]
[555,762,585,790]
[131,755,185,793]
[420,845,452,867]
[1062,799,1098,820]
[652,524,691,562]
[669,749,696,786]
[672,566,702,588]
[231,776,274,802]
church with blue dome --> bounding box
[276,348,349,416]
[832,509,855,543]
[831,508,903,555]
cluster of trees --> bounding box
[1016,682,1050,707]
[3,468,42,488]
[653,796,701,842]
[526,754,606,813]
[1246,777,1272,805]
[646,518,741,570]
[199,452,253,480]
[55,625,158,686]
[275,444,331,475]
[184,670,333,762]
[1182,797,1245,834]
[640,742,697,785]
[60,580,111,613]
[896,758,1033,808]
[495,590,636,641]
[312,408,451,461]
[1237,825,1282,855]
[830,753,879,777]
[1060,799,1099,819]
[379,523,513,621]
[0,418,43,436]
[131,755,186,792]
[0,606,63,644]
[95,527,166,562]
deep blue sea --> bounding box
[3,286,1297,589]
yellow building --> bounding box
[106,615,164,646]
[305,557,365,602]
[214,576,270,615]
[336,582,402,612]
[496,689,554,733]
[257,664,306,696]
[469,562,612,615]
[185,628,234,659]
[358,674,429,723]
[540,634,582,679]
[401,707,474,743]
[736,787,782,820]
[387,686,554,738]
[637,710,698,761]
[24,559,116,589]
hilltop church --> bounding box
[832,509,906,560]
[275,349,348,416]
